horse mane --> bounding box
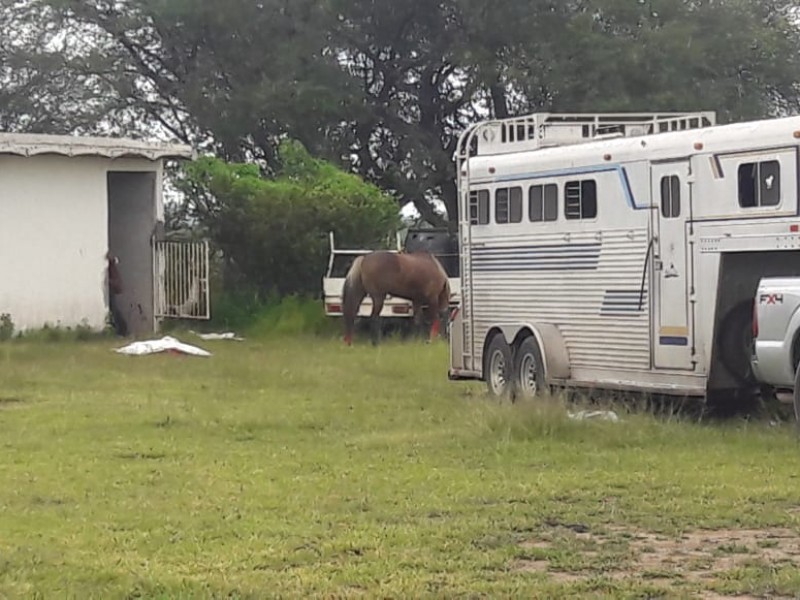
[415,252,450,303]
[345,255,364,288]
[343,255,365,313]
[427,253,449,283]
[342,255,366,345]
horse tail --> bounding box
[342,255,366,345]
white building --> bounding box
[0,132,206,336]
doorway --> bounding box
[107,171,157,337]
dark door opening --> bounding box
[107,171,157,337]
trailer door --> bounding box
[651,160,694,370]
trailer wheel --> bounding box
[716,300,756,386]
[513,336,547,401]
[484,333,515,401]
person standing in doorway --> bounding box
[107,252,128,336]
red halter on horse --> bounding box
[342,250,451,345]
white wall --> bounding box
[0,155,161,333]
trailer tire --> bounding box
[716,300,756,386]
[513,336,547,401]
[484,333,515,401]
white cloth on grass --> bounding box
[114,336,212,357]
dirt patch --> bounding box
[0,396,25,408]
[114,451,167,461]
[516,524,800,595]
[627,527,799,578]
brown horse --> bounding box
[342,251,451,346]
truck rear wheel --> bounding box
[513,336,547,401]
[484,333,515,401]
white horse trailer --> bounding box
[448,111,800,406]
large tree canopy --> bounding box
[3,0,800,225]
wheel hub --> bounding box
[520,354,537,396]
[489,350,507,394]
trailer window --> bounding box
[738,160,780,208]
[564,180,597,220]
[495,187,523,224]
[660,175,681,218]
[469,189,490,225]
[529,184,558,222]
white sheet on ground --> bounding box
[114,336,212,357]
[190,331,245,341]
[567,410,620,422]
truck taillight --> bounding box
[752,301,758,338]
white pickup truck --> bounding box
[750,277,800,421]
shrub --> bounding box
[174,140,400,299]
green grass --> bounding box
[1,335,799,598]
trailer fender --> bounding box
[494,323,571,383]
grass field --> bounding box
[2,333,800,599]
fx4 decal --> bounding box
[759,293,784,305]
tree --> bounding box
[510,0,800,121]
[0,0,121,133]
[5,0,800,226]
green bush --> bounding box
[206,287,273,331]
[175,140,400,298]
[248,295,337,338]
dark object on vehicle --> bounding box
[404,228,460,278]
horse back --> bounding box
[361,250,447,299]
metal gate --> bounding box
[154,240,211,320]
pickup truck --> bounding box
[750,277,800,421]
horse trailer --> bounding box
[447,111,800,406]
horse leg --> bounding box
[429,308,441,341]
[343,288,367,346]
[427,298,442,343]
[369,293,385,346]
[412,300,424,339]
[431,281,451,342]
